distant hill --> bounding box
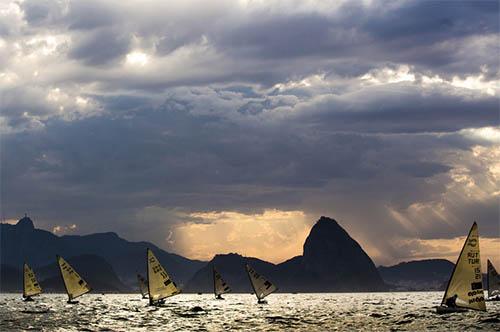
[183,253,277,293]
[1,255,129,293]
[38,254,129,293]
[184,216,387,292]
[0,216,205,289]
[0,264,21,292]
[378,259,454,291]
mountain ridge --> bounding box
[184,216,387,292]
[1,215,458,293]
[0,216,205,288]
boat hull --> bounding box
[435,306,468,314]
[486,297,500,302]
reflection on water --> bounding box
[0,292,499,331]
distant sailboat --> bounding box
[146,248,180,305]
[23,263,42,301]
[486,259,500,301]
[56,255,91,304]
[245,264,277,304]
[436,222,486,313]
[213,267,231,299]
[137,273,149,299]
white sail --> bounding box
[213,267,231,298]
[137,273,148,298]
[57,255,91,301]
[487,259,500,298]
[147,248,179,303]
[441,222,486,311]
[23,263,42,298]
[245,264,277,300]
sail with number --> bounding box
[213,267,231,298]
[487,260,500,299]
[57,255,91,302]
[147,248,179,304]
[245,264,277,301]
[137,274,148,298]
[23,263,42,298]
[440,222,486,311]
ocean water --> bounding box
[1,292,499,331]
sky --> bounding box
[1,0,499,268]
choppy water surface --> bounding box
[1,292,499,331]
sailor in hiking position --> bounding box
[444,294,458,308]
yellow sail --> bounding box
[441,222,486,311]
[23,263,42,298]
[487,260,500,298]
[213,267,231,298]
[147,249,179,303]
[57,256,91,301]
[137,273,148,298]
[245,264,277,301]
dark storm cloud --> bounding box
[2,0,499,264]
[2,84,497,237]
[212,0,498,77]
[292,85,499,133]
[397,162,451,179]
[68,28,131,65]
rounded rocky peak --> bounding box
[316,216,339,226]
[16,215,35,230]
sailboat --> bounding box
[23,263,42,301]
[436,222,486,313]
[245,264,277,304]
[137,273,149,299]
[486,259,500,301]
[56,255,91,304]
[146,248,180,305]
[213,267,231,299]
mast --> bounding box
[487,259,490,295]
[22,262,26,298]
[245,264,259,300]
[56,255,71,301]
[146,248,152,305]
[213,266,216,298]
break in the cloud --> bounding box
[0,0,498,267]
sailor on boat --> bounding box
[436,222,486,314]
[245,263,277,304]
[213,267,231,300]
[486,259,500,301]
[23,263,42,302]
[56,255,92,304]
[444,294,458,308]
[146,248,180,306]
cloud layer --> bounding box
[1,0,498,266]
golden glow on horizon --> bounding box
[172,209,311,263]
[392,237,500,272]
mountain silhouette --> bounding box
[0,264,21,292]
[1,255,129,293]
[3,215,455,293]
[184,216,387,292]
[38,254,129,293]
[183,253,277,293]
[0,216,204,288]
[378,259,454,290]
